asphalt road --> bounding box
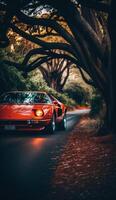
[0,110,89,200]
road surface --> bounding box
[0,110,89,200]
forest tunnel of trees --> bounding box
[0,0,116,135]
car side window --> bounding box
[34,94,52,104]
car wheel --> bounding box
[46,114,56,134]
[59,114,67,131]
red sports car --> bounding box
[0,91,67,133]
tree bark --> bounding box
[108,0,116,134]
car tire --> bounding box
[58,114,67,131]
[46,114,56,134]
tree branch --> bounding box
[24,51,81,73]
[78,67,95,86]
[10,23,76,57]
[16,11,77,47]
[77,0,110,13]
[61,66,70,88]
[15,11,84,58]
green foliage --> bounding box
[27,71,48,91]
[28,70,77,106]
[45,87,76,107]
[0,64,26,94]
[90,89,103,117]
[0,63,76,107]
[64,82,89,105]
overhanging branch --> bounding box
[10,23,76,57]
[77,0,110,13]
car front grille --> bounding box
[0,120,28,125]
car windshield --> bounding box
[0,92,52,104]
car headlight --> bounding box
[35,109,44,117]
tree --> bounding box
[0,0,116,135]
[38,53,72,92]
[108,0,116,134]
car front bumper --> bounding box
[0,119,51,131]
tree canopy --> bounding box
[1,0,116,135]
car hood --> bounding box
[0,104,53,120]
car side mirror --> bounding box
[53,100,59,105]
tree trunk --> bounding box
[108,0,116,134]
[97,101,110,136]
[50,78,63,92]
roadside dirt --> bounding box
[50,116,116,200]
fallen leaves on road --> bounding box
[50,117,116,200]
